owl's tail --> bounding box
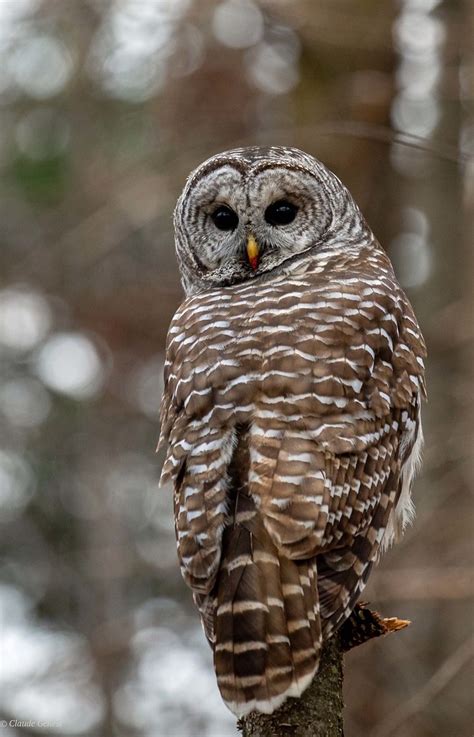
[214,492,322,717]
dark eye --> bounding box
[211,205,239,231]
[264,199,298,226]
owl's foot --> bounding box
[340,602,410,651]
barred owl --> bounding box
[159,147,426,716]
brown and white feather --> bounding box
[159,147,426,716]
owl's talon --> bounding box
[340,602,411,651]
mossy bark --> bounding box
[238,635,344,737]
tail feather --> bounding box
[214,493,322,717]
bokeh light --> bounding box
[0,450,35,522]
[88,0,191,102]
[114,624,235,736]
[10,35,74,99]
[0,287,51,352]
[35,333,106,400]
[390,0,445,174]
[127,354,164,419]
[213,0,264,49]
[0,378,51,428]
[0,584,105,735]
[390,207,432,289]
[246,32,300,95]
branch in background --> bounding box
[369,635,474,737]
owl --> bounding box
[159,146,426,717]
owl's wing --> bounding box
[316,390,422,636]
[252,392,422,637]
[246,286,425,636]
[158,292,247,595]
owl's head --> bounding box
[174,146,372,295]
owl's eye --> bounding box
[211,205,239,232]
[265,199,298,226]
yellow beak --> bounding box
[246,235,259,270]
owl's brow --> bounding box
[187,158,247,193]
[251,160,324,182]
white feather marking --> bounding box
[382,411,423,551]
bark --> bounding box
[238,635,344,737]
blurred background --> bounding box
[0,1,472,736]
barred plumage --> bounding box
[159,147,426,716]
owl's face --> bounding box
[174,146,370,294]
